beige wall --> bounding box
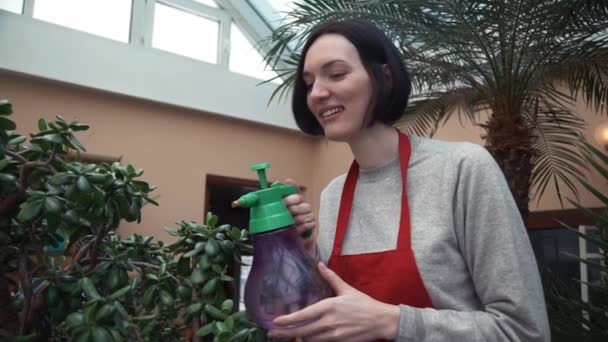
[1,71,317,241]
[2,71,606,241]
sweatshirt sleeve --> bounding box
[397,144,550,342]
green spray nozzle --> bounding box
[251,163,270,189]
[232,163,298,234]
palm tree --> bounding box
[263,0,608,221]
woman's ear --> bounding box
[382,64,393,88]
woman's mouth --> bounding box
[320,106,344,118]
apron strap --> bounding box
[331,130,412,256]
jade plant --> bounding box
[0,99,264,341]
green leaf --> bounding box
[81,277,102,301]
[205,303,226,320]
[8,135,26,145]
[65,312,85,328]
[0,100,12,115]
[142,286,156,308]
[45,197,62,214]
[0,158,9,171]
[195,322,214,337]
[49,172,75,186]
[0,117,16,130]
[190,268,207,285]
[82,163,96,173]
[145,273,159,281]
[206,212,218,227]
[41,133,63,144]
[143,197,159,206]
[67,134,86,151]
[221,299,234,313]
[77,176,91,192]
[159,290,174,306]
[183,242,205,258]
[107,285,131,301]
[37,118,47,131]
[228,328,249,342]
[225,316,235,331]
[70,123,90,131]
[163,227,179,236]
[17,200,44,222]
[0,173,16,183]
[186,303,202,315]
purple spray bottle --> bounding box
[233,163,331,330]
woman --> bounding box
[271,19,549,341]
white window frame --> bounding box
[578,225,605,324]
[0,0,296,130]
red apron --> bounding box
[327,132,433,311]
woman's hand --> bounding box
[268,263,400,341]
[283,178,318,258]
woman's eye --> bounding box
[330,73,346,80]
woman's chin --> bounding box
[323,127,356,142]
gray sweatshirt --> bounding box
[317,137,550,342]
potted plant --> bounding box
[0,99,264,341]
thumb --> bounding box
[283,178,301,193]
[283,178,298,187]
[318,262,351,295]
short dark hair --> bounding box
[292,18,411,136]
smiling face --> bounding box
[302,34,374,142]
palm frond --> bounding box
[542,48,608,115]
[522,87,588,206]
[262,0,608,207]
[396,87,485,137]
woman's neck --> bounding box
[347,124,399,169]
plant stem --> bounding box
[0,262,20,335]
[192,287,200,342]
[17,250,32,336]
[96,258,180,282]
[0,150,58,216]
[65,240,94,272]
[87,228,106,271]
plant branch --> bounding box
[96,258,180,282]
[65,240,94,272]
[87,227,106,271]
[192,287,200,342]
[0,262,20,335]
[17,250,32,336]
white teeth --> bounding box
[321,107,343,118]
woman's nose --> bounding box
[308,82,330,102]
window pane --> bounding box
[529,228,581,290]
[229,22,280,83]
[33,0,132,43]
[152,3,218,64]
[0,0,23,14]
[193,0,217,8]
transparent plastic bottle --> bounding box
[234,163,331,330]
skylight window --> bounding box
[250,0,299,28]
[193,0,218,8]
[0,0,23,14]
[33,0,132,43]
[152,2,219,64]
[229,22,280,83]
